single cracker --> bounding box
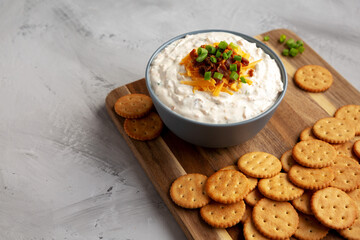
[238,152,282,178]
[291,191,313,215]
[294,65,333,92]
[124,112,163,141]
[300,127,317,141]
[244,188,264,207]
[240,204,253,224]
[218,165,258,194]
[200,200,245,228]
[354,140,360,159]
[334,139,359,159]
[347,188,360,209]
[288,165,334,190]
[330,155,360,192]
[258,173,304,201]
[114,93,153,118]
[280,150,296,172]
[293,212,329,240]
[205,170,249,204]
[313,117,355,144]
[169,173,210,209]
[292,139,336,168]
[334,104,360,136]
[338,215,360,240]
[253,198,299,240]
[218,165,239,171]
[311,187,357,230]
[243,218,271,240]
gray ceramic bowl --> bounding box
[145,29,287,148]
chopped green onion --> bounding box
[213,72,223,80]
[210,56,217,63]
[206,45,216,54]
[197,47,205,55]
[289,48,298,57]
[204,71,212,80]
[298,46,305,53]
[229,42,239,49]
[286,38,296,48]
[215,50,222,58]
[230,71,239,81]
[223,52,229,60]
[230,64,237,72]
[196,49,208,62]
[240,76,247,83]
[282,49,289,56]
[296,40,304,47]
[264,36,270,41]
[218,41,228,50]
[234,55,242,62]
[279,34,286,43]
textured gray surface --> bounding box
[0,0,359,239]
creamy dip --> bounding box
[149,32,283,124]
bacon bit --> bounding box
[241,57,249,66]
[248,69,254,77]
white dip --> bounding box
[149,32,283,124]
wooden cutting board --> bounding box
[105,29,360,240]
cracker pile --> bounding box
[114,93,163,140]
[169,104,360,239]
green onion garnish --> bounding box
[196,49,208,62]
[286,38,297,48]
[204,71,212,80]
[197,47,206,55]
[282,49,289,56]
[240,76,247,83]
[213,72,223,80]
[289,48,299,57]
[229,42,239,49]
[218,41,228,50]
[234,55,242,62]
[223,52,229,60]
[279,34,286,43]
[206,45,216,54]
[296,40,304,47]
[264,36,270,41]
[298,46,305,53]
[215,50,222,58]
[210,56,217,63]
[230,64,237,72]
[230,71,239,81]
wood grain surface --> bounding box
[105,29,360,240]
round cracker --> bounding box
[237,152,282,178]
[354,140,360,159]
[293,212,329,240]
[280,150,296,172]
[205,170,249,204]
[334,139,359,160]
[243,218,271,240]
[338,215,360,240]
[244,188,264,207]
[292,139,336,168]
[311,187,357,230]
[347,188,360,209]
[294,65,333,92]
[200,200,245,228]
[258,173,304,201]
[313,117,355,144]
[240,204,253,224]
[291,191,313,215]
[218,165,258,194]
[300,127,317,141]
[114,93,153,118]
[288,165,334,190]
[170,173,210,209]
[253,198,299,240]
[124,112,163,140]
[330,156,360,192]
[334,104,360,136]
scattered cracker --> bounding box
[288,165,334,190]
[258,173,304,201]
[300,127,317,141]
[293,212,329,240]
[313,117,355,144]
[124,112,163,140]
[244,188,263,207]
[219,165,239,171]
[280,150,296,172]
[338,215,360,240]
[292,139,336,168]
[347,188,360,209]
[294,65,333,92]
[334,139,359,159]
[354,140,360,159]
[170,173,210,209]
[243,218,271,240]
[205,170,249,204]
[291,191,313,215]
[237,152,282,178]
[218,165,258,192]
[200,200,245,228]
[311,187,357,230]
[334,104,360,136]
[330,155,360,192]
[253,198,299,240]
[240,204,253,224]
[114,93,153,118]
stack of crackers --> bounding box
[170,104,360,239]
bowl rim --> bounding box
[145,29,288,127]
